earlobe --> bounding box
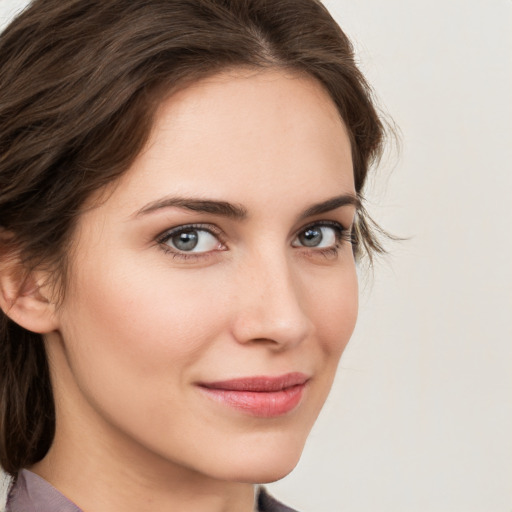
[0,262,59,334]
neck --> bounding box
[31,351,256,512]
[32,436,256,512]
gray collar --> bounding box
[6,469,299,512]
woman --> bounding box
[0,0,386,510]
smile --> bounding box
[197,373,309,417]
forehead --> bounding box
[95,68,354,216]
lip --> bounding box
[197,372,309,417]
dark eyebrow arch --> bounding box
[134,196,248,220]
[299,194,361,219]
[134,193,359,221]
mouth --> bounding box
[196,372,309,417]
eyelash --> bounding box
[295,220,353,259]
[156,223,225,260]
[156,221,352,261]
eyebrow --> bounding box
[134,193,360,220]
[135,197,248,220]
[299,194,360,219]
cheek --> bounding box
[307,264,358,359]
[60,257,231,382]
[55,258,236,452]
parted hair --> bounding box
[0,0,386,475]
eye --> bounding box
[158,225,223,254]
[292,222,345,249]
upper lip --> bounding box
[198,372,309,392]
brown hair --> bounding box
[0,0,386,475]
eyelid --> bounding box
[154,219,352,261]
[156,223,224,244]
[291,219,353,251]
[294,219,350,238]
[156,223,227,260]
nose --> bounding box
[230,251,312,351]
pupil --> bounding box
[173,231,198,251]
[300,228,322,247]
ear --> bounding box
[0,256,59,334]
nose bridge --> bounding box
[231,245,311,348]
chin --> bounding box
[248,463,300,485]
[212,435,307,484]
[228,458,301,485]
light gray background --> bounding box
[1,1,511,511]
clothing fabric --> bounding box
[6,469,299,512]
[257,487,300,512]
[6,470,81,512]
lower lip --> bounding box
[198,383,307,417]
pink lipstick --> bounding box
[197,372,308,417]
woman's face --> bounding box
[45,69,358,484]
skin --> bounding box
[25,69,358,512]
